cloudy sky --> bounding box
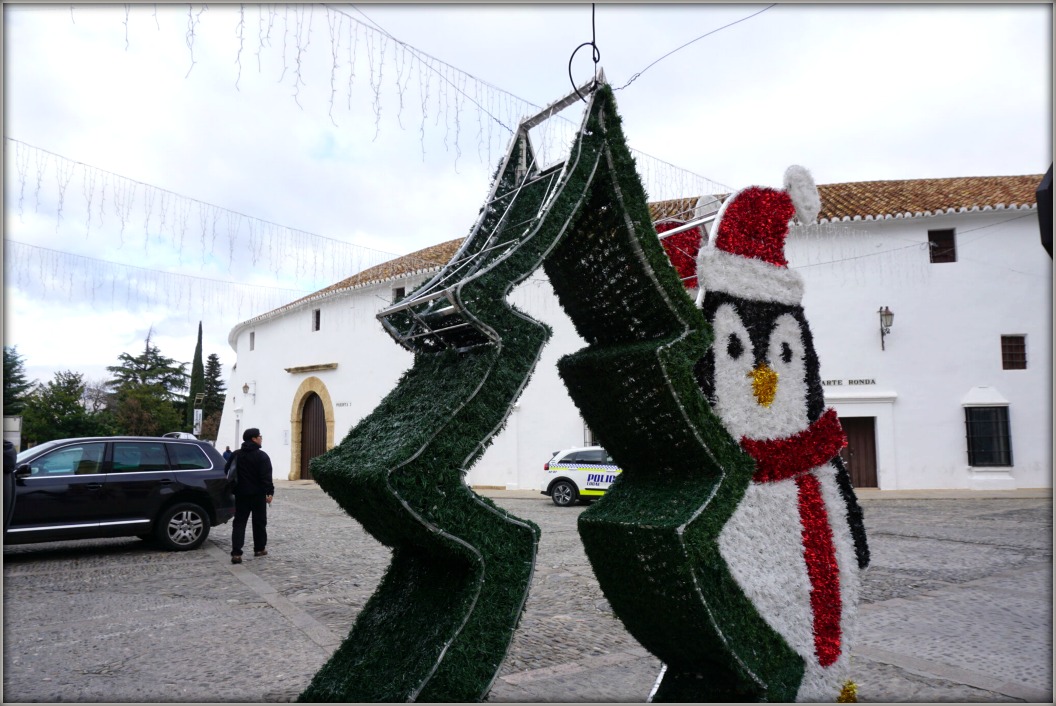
[3,2,1051,392]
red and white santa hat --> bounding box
[695,165,820,307]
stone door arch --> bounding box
[289,377,335,480]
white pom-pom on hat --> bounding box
[783,165,821,225]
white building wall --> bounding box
[470,273,591,490]
[220,209,1051,492]
[788,210,1051,490]
[217,271,593,488]
[218,279,415,479]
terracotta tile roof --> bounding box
[232,239,463,334]
[651,196,705,222]
[285,238,464,308]
[813,174,1041,223]
[648,174,1041,224]
[241,174,1041,333]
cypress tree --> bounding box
[186,322,205,431]
[202,353,227,419]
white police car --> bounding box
[541,446,622,507]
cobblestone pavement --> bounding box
[3,484,1051,703]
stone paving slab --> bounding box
[856,564,1052,702]
[3,486,1052,703]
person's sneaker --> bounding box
[231,555,242,564]
[254,549,268,557]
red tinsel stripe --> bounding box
[655,221,702,289]
[741,409,847,483]
[796,472,842,667]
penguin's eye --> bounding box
[768,315,804,370]
[727,334,744,360]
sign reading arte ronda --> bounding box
[299,79,869,703]
[823,379,877,387]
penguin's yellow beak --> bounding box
[748,364,778,407]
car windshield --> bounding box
[15,439,64,464]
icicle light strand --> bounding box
[5,239,311,323]
[3,138,441,280]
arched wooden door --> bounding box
[300,392,327,480]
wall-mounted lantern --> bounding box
[879,306,894,351]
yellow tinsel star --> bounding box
[837,679,859,703]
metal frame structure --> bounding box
[376,75,602,353]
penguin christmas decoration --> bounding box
[693,165,870,702]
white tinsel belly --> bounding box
[717,464,861,702]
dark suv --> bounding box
[5,436,235,551]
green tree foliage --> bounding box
[106,329,189,436]
[106,330,189,400]
[3,346,35,415]
[199,410,222,442]
[202,353,226,417]
[113,385,182,436]
[21,371,111,445]
[186,322,205,429]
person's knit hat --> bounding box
[696,165,820,306]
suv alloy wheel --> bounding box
[155,502,211,551]
[550,480,579,507]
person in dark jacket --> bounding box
[3,440,16,533]
[227,428,274,564]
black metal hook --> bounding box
[568,4,600,102]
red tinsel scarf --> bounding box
[740,408,847,667]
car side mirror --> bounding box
[15,464,31,479]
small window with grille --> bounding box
[392,286,406,303]
[964,406,1013,467]
[312,309,321,332]
[1001,335,1026,370]
[928,229,957,263]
